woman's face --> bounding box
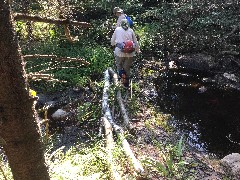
[115,12,121,17]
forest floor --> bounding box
[37,58,229,179]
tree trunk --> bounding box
[0,2,50,180]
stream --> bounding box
[154,69,240,158]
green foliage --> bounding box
[24,39,113,92]
[137,1,240,56]
[77,101,101,124]
[144,110,172,133]
[126,93,141,117]
[77,79,104,124]
[48,141,109,179]
[143,135,188,179]
[45,139,130,180]
[11,1,235,179]
[0,155,13,180]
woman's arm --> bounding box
[111,30,117,46]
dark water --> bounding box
[155,70,240,158]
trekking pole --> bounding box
[130,79,132,99]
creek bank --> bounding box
[31,53,238,178]
[167,53,240,91]
[152,53,240,178]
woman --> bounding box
[111,19,140,87]
[112,7,126,28]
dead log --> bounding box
[102,117,114,149]
[102,69,144,174]
[108,67,119,85]
[102,69,123,131]
[108,68,131,128]
[102,117,122,180]
[14,13,91,28]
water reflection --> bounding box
[155,70,240,158]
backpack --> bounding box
[122,40,135,53]
[125,15,133,28]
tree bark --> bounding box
[0,2,50,180]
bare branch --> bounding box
[23,54,58,59]
[63,24,79,43]
[14,13,91,28]
[23,54,90,65]
[27,73,67,82]
[56,57,89,64]
[38,66,84,73]
[28,73,53,80]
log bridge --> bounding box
[101,68,144,179]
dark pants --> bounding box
[115,56,134,79]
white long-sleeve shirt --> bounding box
[116,14,126,27]
[111,27,140,57]
[112,14,126,29]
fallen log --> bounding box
[102,70,123,131]
[102,69,144,174]
[102,117,122,180]
[108,68,131,128]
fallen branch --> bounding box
[56,57,89,64]
[102,69,144,174]
[23,54,57,59]
[37,66,84,73]
[28,73,53,79]
[23,54,90,65]
[14,13,91,28]
[27,73,67,82]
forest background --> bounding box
[1,0,240,179]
